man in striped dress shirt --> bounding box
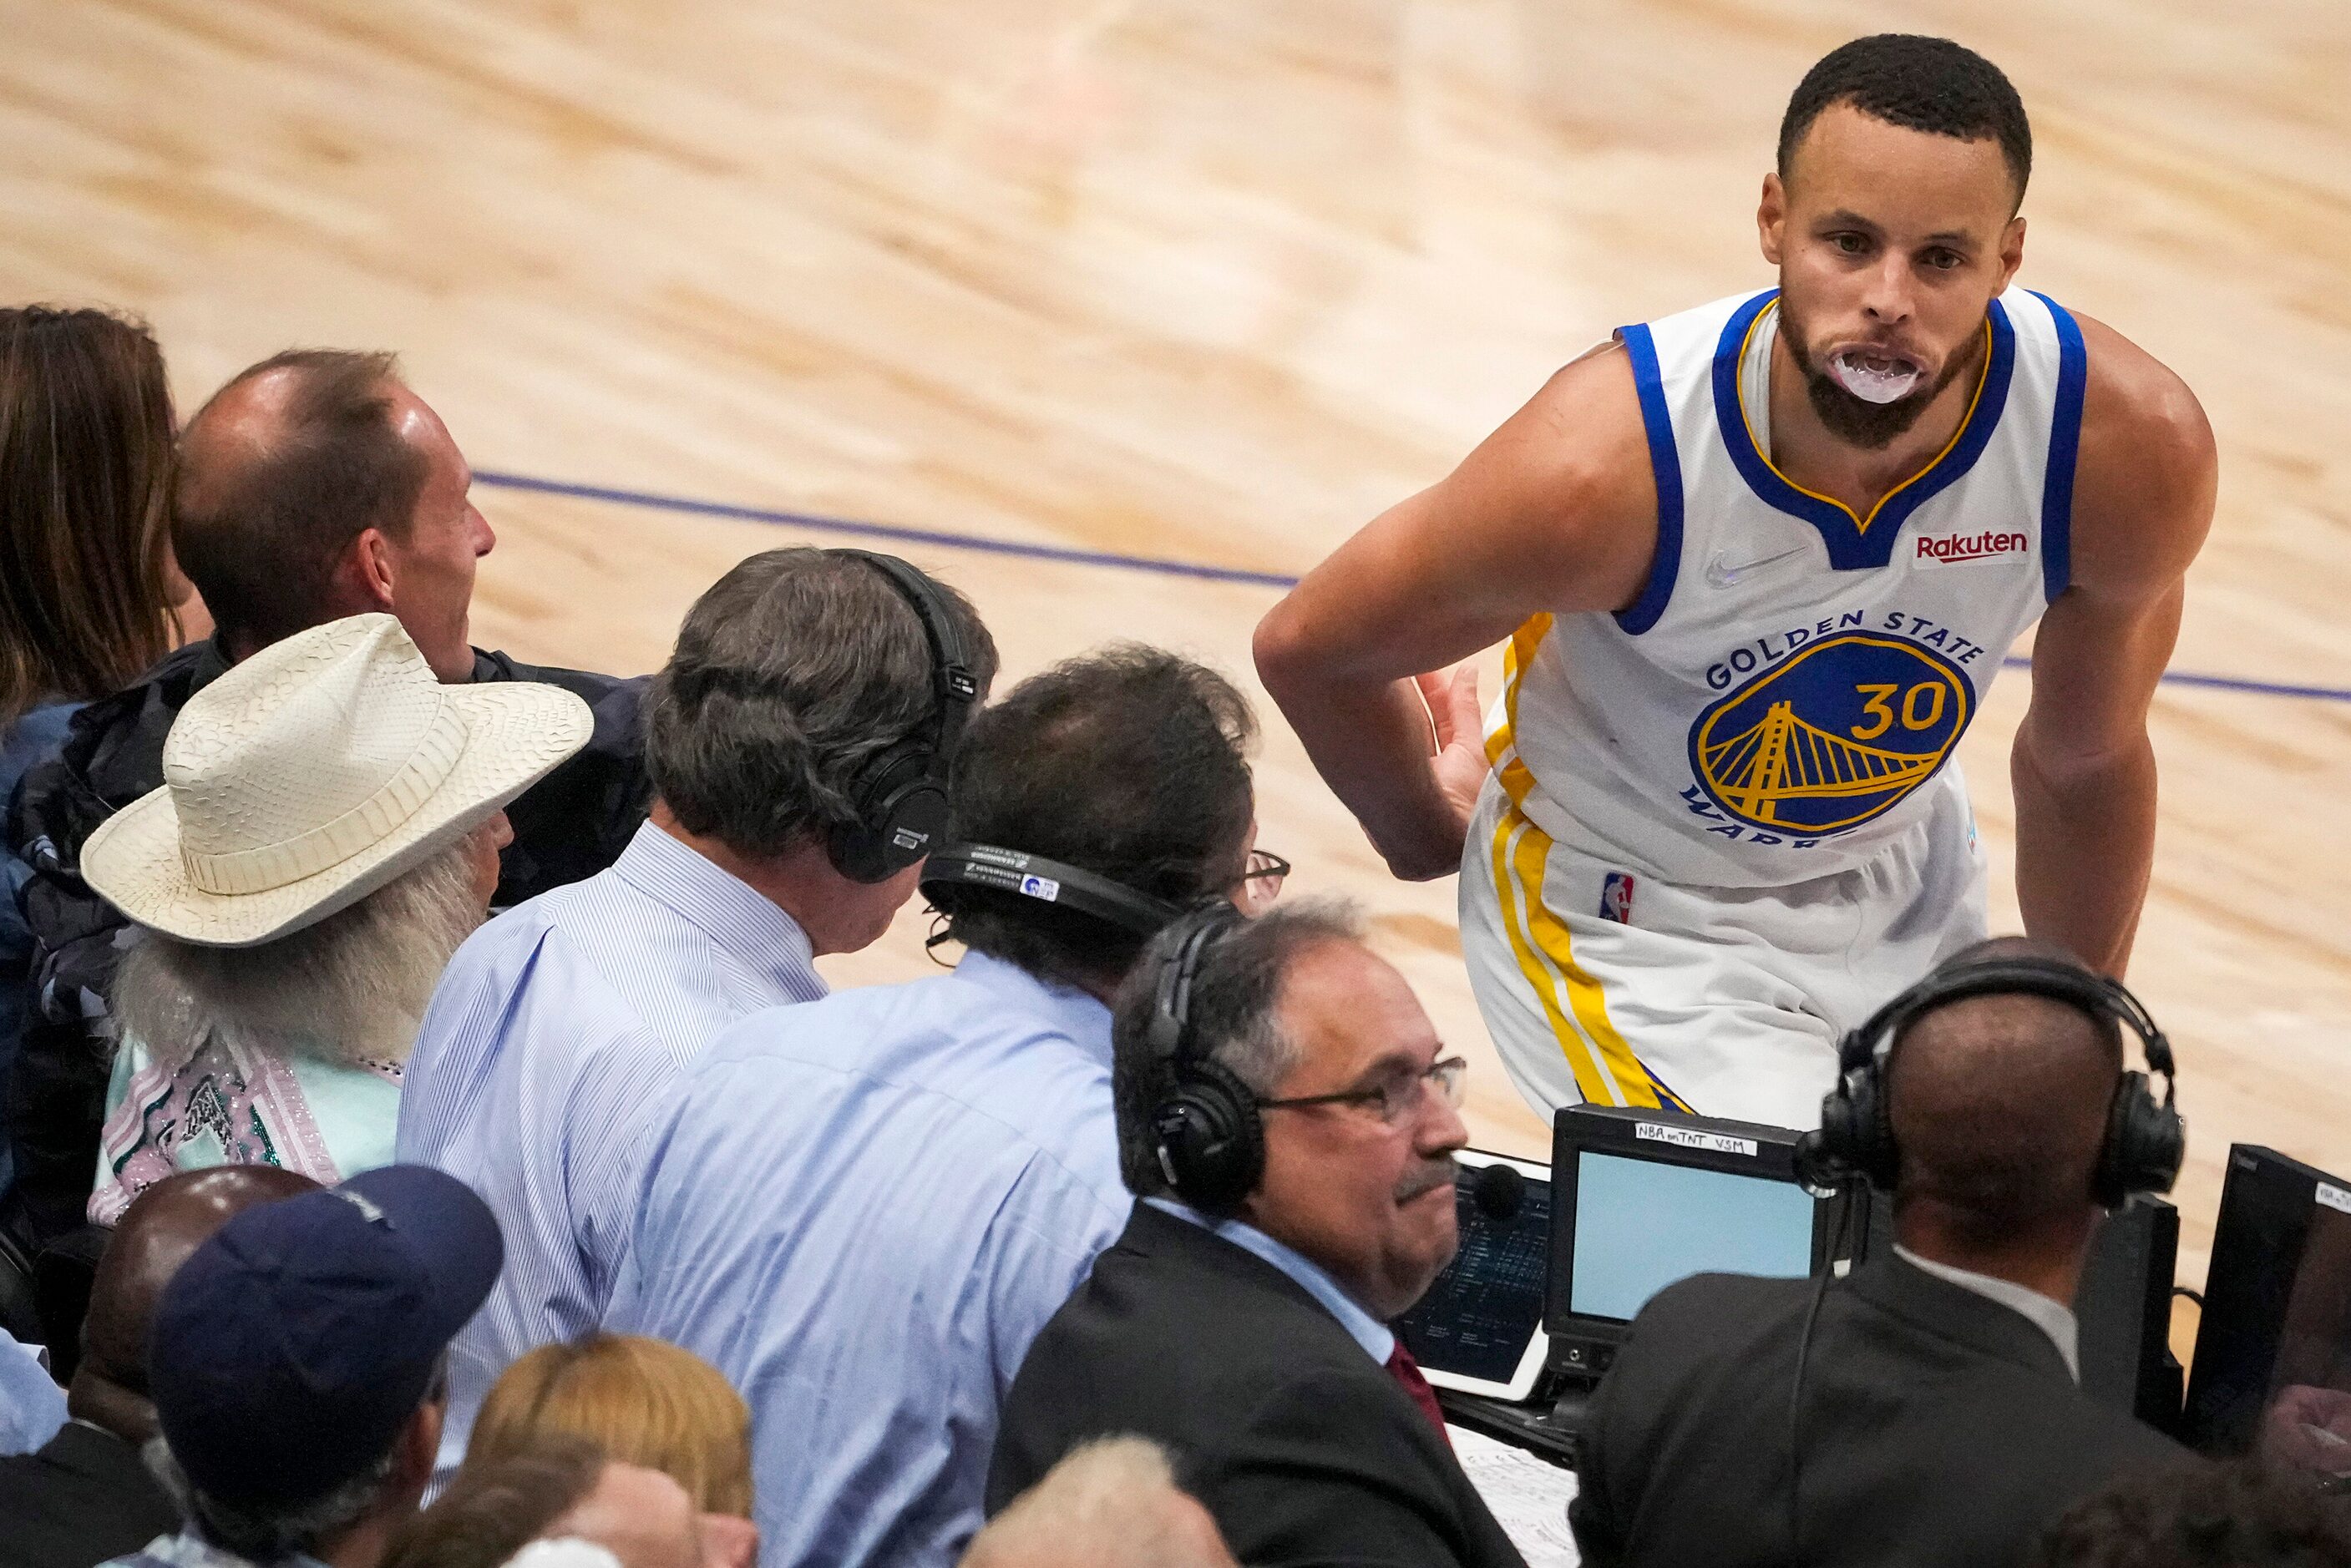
[395,547,997,1485]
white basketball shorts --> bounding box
[1457,764,1988,1130]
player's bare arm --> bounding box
[2011,313,2217,976]
[1254,346,1658,880]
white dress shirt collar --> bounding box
[1893,1244,2080,1382]
[1146,1197,1396,1364]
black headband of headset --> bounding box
[831,549,980,756]
[920,845,1183,936]
[1146,906,1243,1067]
[1842,954,2176,1089]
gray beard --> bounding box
[1779,313,1984,451]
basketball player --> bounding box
[1254,35,2216,1128]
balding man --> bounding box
[0,1166,316,1568]
[7,351,649,1250]
[1569,941,2192,1568]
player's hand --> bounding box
[1376,665,1484,880]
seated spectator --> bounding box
[401,546,996,1481]
[0,1166,314,1568]
[383,1438,752,1568]
[76,615,587,1219]
[0,1325,65,1457]
[1568,940,2192,1568]
[607,645,1259,1568]
[2029,1456,2351,1566]
[8,349,651,1252]
[960,1438,1238,1568]
[464,1333,754,1535]
[986,902,1523,1568]
[0,306,197,1190]
[102,1164,501,1568]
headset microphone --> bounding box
[1470,1161,1526,1223]
[919,844,1183,936]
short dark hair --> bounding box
[645,548,997,860]
[1111,900,1361,1198]
[926,645,1254,990]
[1780,35,2031,204]
[173,350,428,650]
[2028,1459,2351,1568]
[379,1437,606,1568]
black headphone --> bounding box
[919,845,1183,935]
[1144,905,1262,1215]
[1792,953,2186,1207]
[824,551,981,884]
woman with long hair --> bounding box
[0,306,197,1125]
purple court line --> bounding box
[476,469,2351,706]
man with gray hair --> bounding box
[398,546,996,1485]
[988,903,1525,1568]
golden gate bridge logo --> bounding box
[1686,634,1974,835]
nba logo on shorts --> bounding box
[1599,872,1635,924]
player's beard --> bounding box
[1777,308,1986,452]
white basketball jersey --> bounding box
[1488,285,2087,888]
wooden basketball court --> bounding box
[8,0,2348,1304]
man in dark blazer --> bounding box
[987,903,1526,1568]
[0,1166,317,1568]
[1569,941,2193,1567]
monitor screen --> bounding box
[1399,1161,1552,1387]
[2184,1146,2351,1462]
[1568,1149,1817,1323]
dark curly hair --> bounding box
[2029,1459,2351,1568]
[1780,35,2031,205]
[927,644,1255,991]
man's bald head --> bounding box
[1885,938,2126,1251]
[72,1166,319,1441]
[172,349,430,652]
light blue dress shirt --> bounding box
[1143,1197,1396,1363]
[605,950,1131,1568]
[396,822,826,1481]
[0,1325,64,1456]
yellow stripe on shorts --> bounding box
[1484,614,1687,1113]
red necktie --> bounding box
[1386,1341,1453,1449]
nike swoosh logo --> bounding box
[1705,542,1811,589]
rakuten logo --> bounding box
[1914,529,2029,568]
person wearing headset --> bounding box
[395,547,998,1487]
[603,645,1269,1568]
[987,901,1527,1568]
[1568,937,2194,1568]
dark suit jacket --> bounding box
[0,1420,180,1568]
[987,1201,1527,1568]
[1569,1255,2191,1568]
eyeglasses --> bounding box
[1259,1055,1467,1127]
[1235,849,1290,915]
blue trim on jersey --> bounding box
[1709,291,2019,570]
[1614,322,1683,635]
[2034,291,2088,602]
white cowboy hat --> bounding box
[83,614,594,948]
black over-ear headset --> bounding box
[1791,953,2186,1206]
[1144,905,1261,1215]
[824,551,981,884]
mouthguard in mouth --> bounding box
[1827,348,1923,405]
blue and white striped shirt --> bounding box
[395,821,826,1482]
[605,950,1130,1568]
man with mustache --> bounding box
[987,903,1523,1568]
[1254,35,2216,1128]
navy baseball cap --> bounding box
[149,1164,502,1511]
